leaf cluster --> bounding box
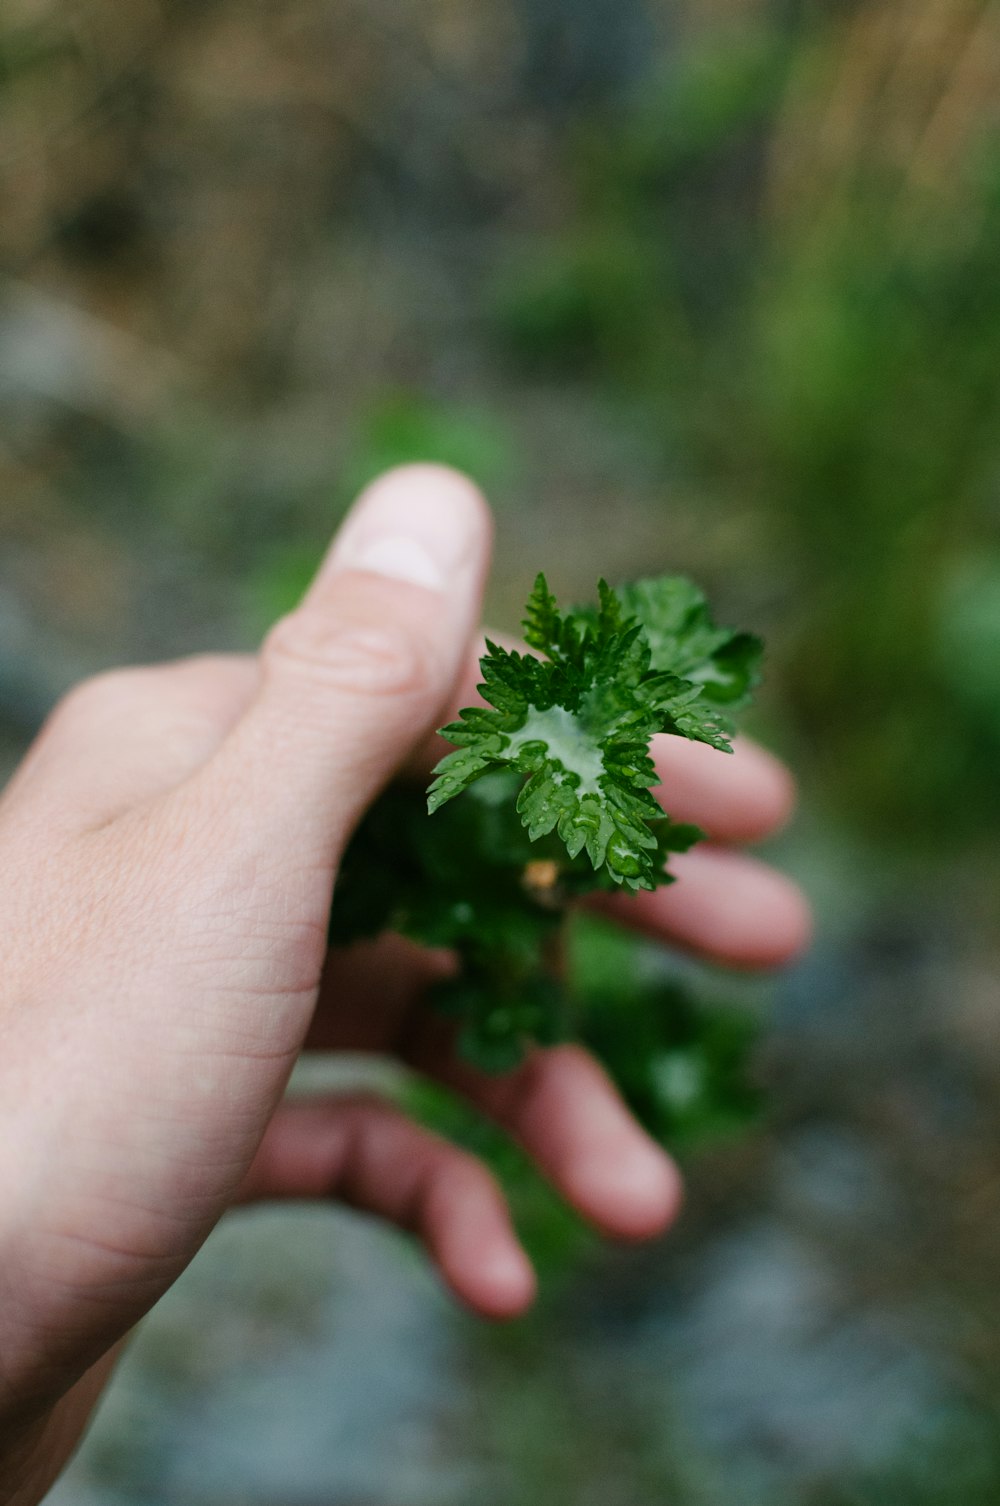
[331,572,762,1087]
[429,574,760,892]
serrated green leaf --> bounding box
[427,746,495,811]
[522,572,563,655]
[615,576,764,708]
[428,573,760,886]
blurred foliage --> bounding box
[813,1412,1000,1506]
[493,0,1000,848]
[339,392,516,502]
[460,1318,721,1506]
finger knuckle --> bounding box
[264,611,434,699]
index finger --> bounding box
[406,637,797,846]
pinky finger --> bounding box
[237,1095,537,1320]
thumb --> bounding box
[186,464,492,871]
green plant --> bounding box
[331,572,763,1141]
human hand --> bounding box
[0,466,810,1503]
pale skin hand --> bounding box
[0,466,811,1504]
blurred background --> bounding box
[4,0,1000,1501]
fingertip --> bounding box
[605,848,814,972]
[730,738,799,840]
[653,735,798,845]
[697,855,813,970]
[759,870,815,968]
[568,1139,684,1243]
[425,1155,537,1321]
[625,1150,685,1242]
[446,1242,538,1321]
[348,463,495,571]
[476,1247,539,1320]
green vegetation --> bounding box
[333,572,762,1136]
